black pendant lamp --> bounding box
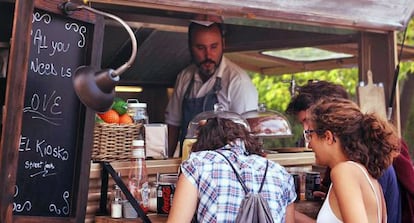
[61,2,137,112]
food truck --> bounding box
[0,0,413,222]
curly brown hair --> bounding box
[191,117,264,156]
[308,98,400,178]
[286,80,349,115]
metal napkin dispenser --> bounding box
[144,123,168,159]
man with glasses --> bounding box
[286,80,401,223]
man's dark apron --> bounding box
[179,75,222,155]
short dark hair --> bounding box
[286,81,349,115]
[188,22,225,45]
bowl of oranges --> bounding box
[92,98,142,162]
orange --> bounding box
[98,109,120,123]
[119,114,133,124]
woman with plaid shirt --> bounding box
[167,117,296,223]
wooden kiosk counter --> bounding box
[1,0,411,223]
[86,152,316,223]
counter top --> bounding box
[90,151,315,177]
[266,151,315,166]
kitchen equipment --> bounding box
[357,70,387,119]
[241,104,292,138]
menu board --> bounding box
[14,9,90,217]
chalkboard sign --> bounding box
[14,9,90,217]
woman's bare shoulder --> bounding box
[330,161,362,180]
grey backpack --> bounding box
[216,151,274,223]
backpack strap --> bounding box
[258,160,269,193]
[216,151,269,194]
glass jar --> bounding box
[127,99,149,140]
[127,99,149,125]
[111,184,123,218]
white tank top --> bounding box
[316,161,382,223]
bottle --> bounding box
[111,182,123,218]
[128,139,150,213]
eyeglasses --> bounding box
[303,129,317,144]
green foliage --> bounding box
[398,19,414,47]
[250,18,414,154]
[400,19,414,158]
[250,67,358,112]
[398,19,414,79]
[403,101,414,161]
[250,68,358,148]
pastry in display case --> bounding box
[241,104,308,153]
[241,103,292,138]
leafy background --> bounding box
[250,19,414,159]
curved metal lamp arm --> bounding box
[60,2,138,112]
[62,2,137,77]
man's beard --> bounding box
[196,56,222,79]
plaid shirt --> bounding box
[181,142,296,223]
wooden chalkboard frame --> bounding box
[0,0,104,222]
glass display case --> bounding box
[242,103,292,138]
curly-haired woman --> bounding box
[305,98,400,223]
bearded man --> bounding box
[165,20,258,157]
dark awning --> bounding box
[89,0,414,31]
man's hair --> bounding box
[286,80,349,115]
[188,22,225,46]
